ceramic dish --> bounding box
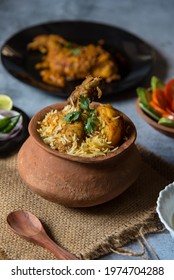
[0,106,30,157]
[156,182,174,238]
[1,20,154,98]
[135,98,174,138]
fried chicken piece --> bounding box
[92,52,119,82]
[68,75,103,108]
[68,76,125,147]
[62,121,84,141]
[27,34,66,53]
[27,34,120,87]
[96,104,125,146]
[56,121,85,153]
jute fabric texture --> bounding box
[0,145,174,260]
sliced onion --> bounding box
[0,110,23,141]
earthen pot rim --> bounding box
[29,101,137,163]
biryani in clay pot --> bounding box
[17,76,141,207]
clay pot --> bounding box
[17,102,141,208]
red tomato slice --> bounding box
[149,100,167,116]
[171,99,174,112]
[164,78,174,103]
[152,88,169,109]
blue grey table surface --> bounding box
[0,0,174,260]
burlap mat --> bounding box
[0,145,174,260]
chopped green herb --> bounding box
[89,109,97,117]
[70,48,81,55]
[64,96,99,135]
[79,96,90,111]
[79,96,99,134]
[64,42,81,55]
[63,111,81,122]
[85,117,97,134]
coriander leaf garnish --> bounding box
[64,96,99,134]
[63,111,81,122]
[79,96,90,111]
[89,109,97,117]
[85,116,98,134]
[79,96,99,134]
[70,48,81,55]
[64,42,81,55]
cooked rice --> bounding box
[37,105,120,157]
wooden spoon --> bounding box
[7,210,78,260]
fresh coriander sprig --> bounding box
[63,96,99,134]
[63,111,81,122]
[79,96,99,134]
[85,115,98,134]
[79,96,90,111]
[64,42,81,56]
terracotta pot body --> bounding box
[17,102,142,208]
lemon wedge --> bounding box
[0,94,13,110]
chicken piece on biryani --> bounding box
[38,76,125,157]
[67,76,103,108]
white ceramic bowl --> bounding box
[156,182,174,238]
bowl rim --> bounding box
[135,98,174,134]
[28,101,137,163]
[156,182,174,233]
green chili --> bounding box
[1,114,21,133]
[0,115,16,131]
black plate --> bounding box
[1,20,155,98]
[0,107,30,157]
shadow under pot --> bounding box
[17,102,142,208]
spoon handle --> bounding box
[32,230,78,260]
[42,236,78,260]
